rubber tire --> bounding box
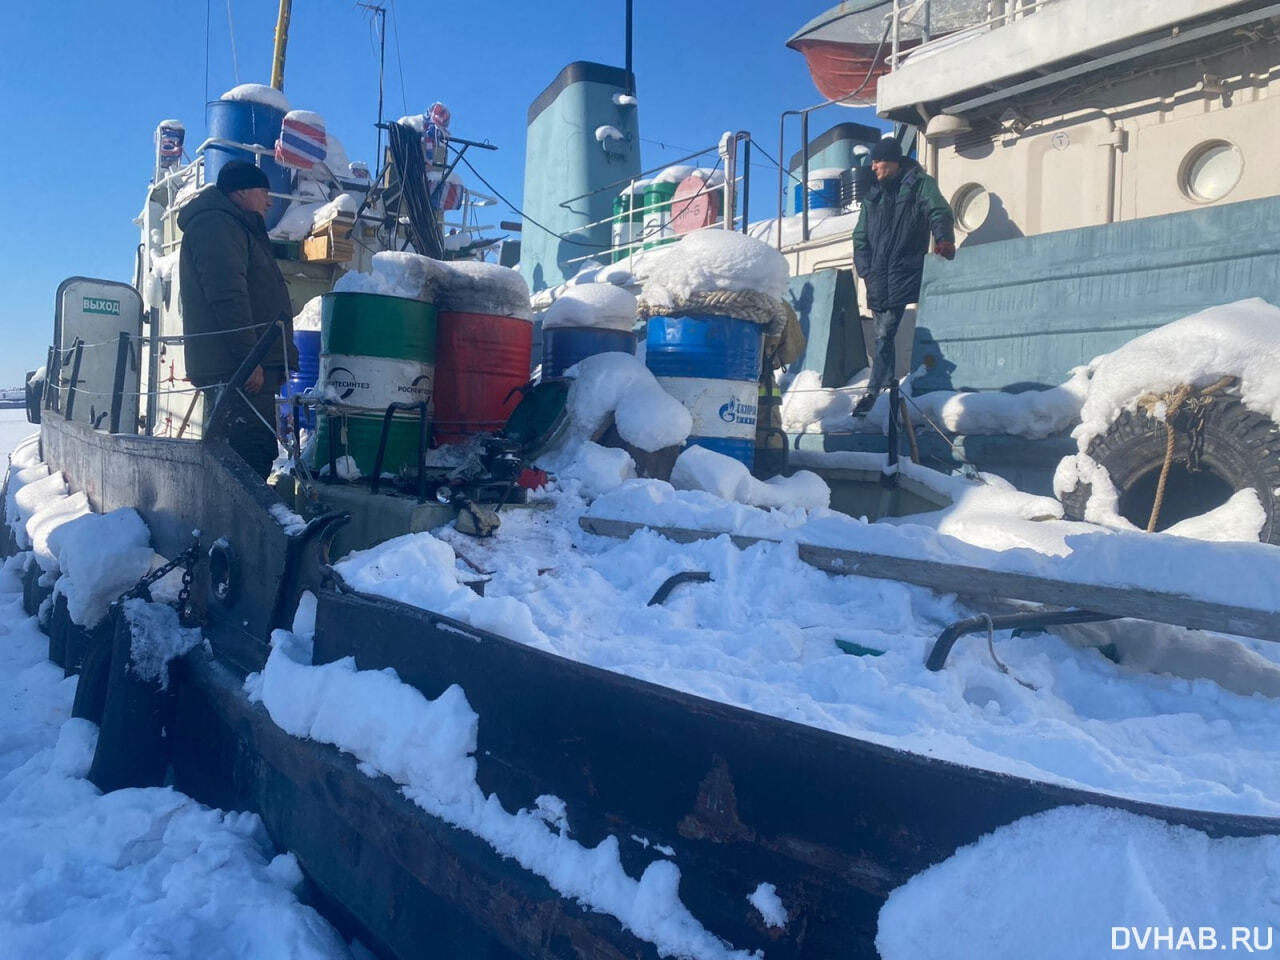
[1061,397,1280,543]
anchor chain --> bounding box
[117,533,202,624]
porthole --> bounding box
[1180,141,1242,203]
[952,183,990,232]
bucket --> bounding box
[205,98,292,230]
[645,314,763,467]
[542,327,636,378]
[281,329,320,429]
[433,312,533,446]
[312,292,436,477]
[641,181,678,249]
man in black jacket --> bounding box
[851,139,955,416]
[178,160,297,478]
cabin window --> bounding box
[1180,141,1242,203]
[951,183,990,232]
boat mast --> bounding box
[271,0,293,91]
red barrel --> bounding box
[432,312,533,445]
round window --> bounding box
[952,183,991,232]
[1181,141,1242,202]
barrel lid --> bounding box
[670,175,722,234]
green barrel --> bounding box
[312,292,437,478]
[611,187,646,262]
[641,180,678,250]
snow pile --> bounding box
[563,352,691,453]
[641,230,790,308]
[587,480,817,541]
[744,209,861,249]
[747,883,787,929]
[876,806,1280,960]
[541,283,637,332]
[23,485,90,574]
[5,461,49,548]
[311,191,358,227]
[670,446,830,511]
[269,502,308,535]
[252,628,755,960]
[1074,298,1280,451]
[556,442,637,500]
[333,251,434,300]
[654,164,696,184]
[293,295,324,332]
[47,509,153,627]
[434,259,532,320]
[0,554,350,960]
[123,598,203,687]
[782,366,1089,441]
[220,82,291,113]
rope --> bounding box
[636,288,796,337]
[1136,376,1237,532]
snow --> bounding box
[1074,298,1280,452]
[47,508,153,627]
[805,167,847,181]
[269,502,308,536]
[0,552,350,959]
[293,295,324,332]
[433,258,533,320]
[595,124,626,142]
[311,191,358,225]
[746,882,787,929]
[641,230,790,308]
[220,82,291,113]
[333,251,433,300]
[670,445,830,511]
[123,597,203,689]
[283,108,324,128]
[541,283,637,331]
[876,806,1280,960]
[252,628,757,960]
[561,352,691,453]
[654,164,696,184]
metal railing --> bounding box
[889,0,1056,69]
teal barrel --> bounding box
[646,314,764,467]
[313,292,437,478]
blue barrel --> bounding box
[645,314,763,466]
[280,330,321,429]
[205,98,291,229]
[542,327,636,378]
[793,178,842,213]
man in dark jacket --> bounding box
[851,139,955,415]
[178,160,297,478]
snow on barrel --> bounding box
[640,230,792,468]
[206,83,293,230]
[540,283,638,378]
[431,260,534,445]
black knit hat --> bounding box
[869,138,903,164]
[216,160,270,194]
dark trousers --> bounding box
[867,306,906,396]
[207,387,279,480]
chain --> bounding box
[117,534,201,624]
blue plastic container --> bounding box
[645,314,764,466]
[205,98,292,229]
[792,179,842,213]
[280,330,321,429]
[542,327,636,378]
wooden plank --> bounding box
[577,515,775,551]
[578,513,1280,642]
[798,544,1280,642]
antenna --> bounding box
[357,2,388,169]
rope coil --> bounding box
[636,287,796,337]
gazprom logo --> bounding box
[718,396,758,426]
[82,297,121,316]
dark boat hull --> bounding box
[23,416,1280,958]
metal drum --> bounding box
[641,180,679,250]
[611,187,646,262]
[645,314,764,467]
[313,292,436,478]
[542,327,636,378]
[205,97,292,229]
[793,168,845,213]
[433,312,533,446]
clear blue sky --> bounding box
[0,0,879,388]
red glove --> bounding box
[934,240,956,260]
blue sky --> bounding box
[0,0,877,388]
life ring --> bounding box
[1060,395,1280,542]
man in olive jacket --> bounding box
[178,160,297,477]
[851,138,955,415]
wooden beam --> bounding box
[578,515,1280,643]
[797,544,1280,643]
